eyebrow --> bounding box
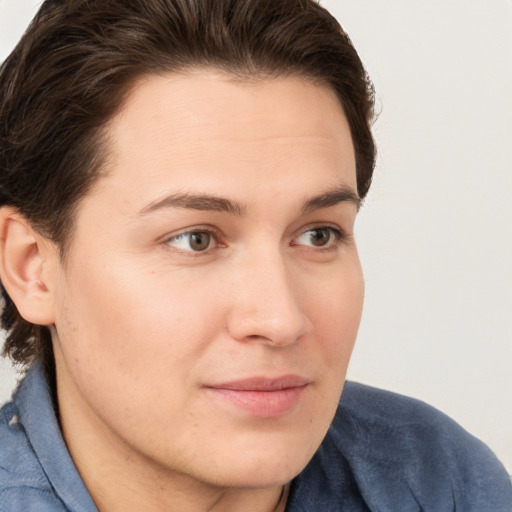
[301,186,361,213]
[139,193,246,216]
[139,186,360,217]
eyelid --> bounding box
[160,222,350,256]
[291,224,348,249]
[162,225,224,254]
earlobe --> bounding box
[0,207,57,326]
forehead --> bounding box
[113,70,347,136]
[91,70,357,214]
[110,70,351,150]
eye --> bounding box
[293,227,342,248]
[166,231,214,252]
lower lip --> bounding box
[205,386,307,418]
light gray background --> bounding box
[1,0,511,470]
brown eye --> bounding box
[166,231,213,252]
[308,228,331,247]
[294,227,343,249]
[189,232,211,251]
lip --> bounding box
[204,375,310,418]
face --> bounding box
[50,71,364,490]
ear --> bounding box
[0,207,58,325]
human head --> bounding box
[0,0,375,368]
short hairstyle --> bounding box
[0,0,376,368]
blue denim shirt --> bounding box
[1,363,511,511]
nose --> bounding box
[226,249,311,347]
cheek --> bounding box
[54,257,224,398]
[52,262,230,454]
[305,258,364,351]
[300,259,364,416]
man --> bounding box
[0,1,510,511]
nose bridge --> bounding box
[227,244,310,346]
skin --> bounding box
[5,71,365,511]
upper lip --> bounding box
[205,375,310,391]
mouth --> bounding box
[204,376,310,418]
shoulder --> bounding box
[336,381,506,467]
[0,395,69,511]
[336,382,511,510]
[289,382,511,512]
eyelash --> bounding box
[163,225,348,256]
[291,226,347,252]
[163,226,224,256]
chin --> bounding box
[204,458,307,490]
[190,432,320,489]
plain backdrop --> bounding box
[1,0,511,471]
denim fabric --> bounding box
[285,383,512,511]
[1,363,511,511]
[1,364,98,512]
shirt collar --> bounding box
[15,362,98,512]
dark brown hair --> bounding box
[0,0,376,368]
